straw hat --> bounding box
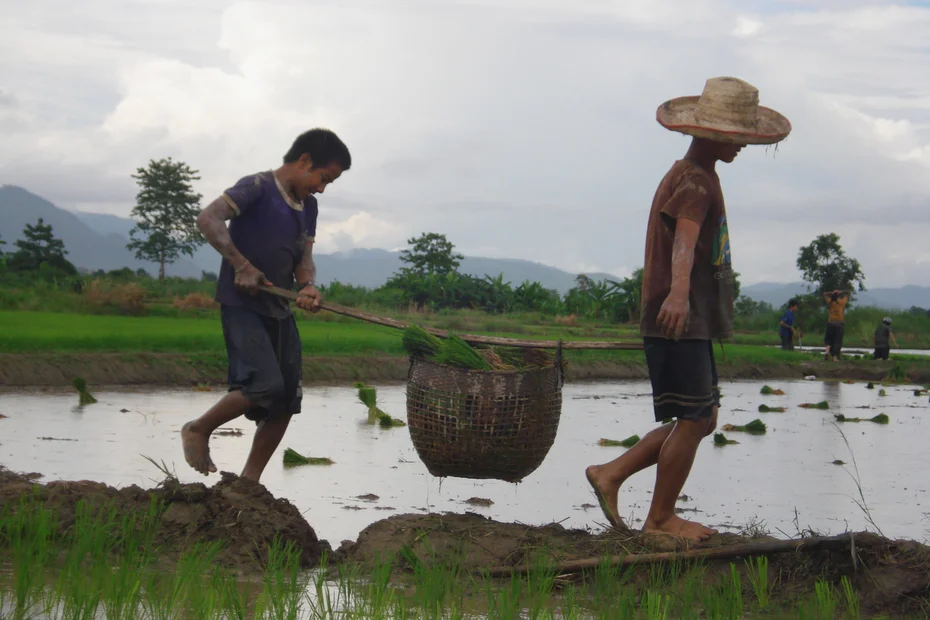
[656,77,791,145]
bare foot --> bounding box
[585,465,624,529]
[182,421,217,475]
[643,514,717,542]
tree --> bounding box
[797,233,866,298]
[398,232,463,277]
[128,157,204,280]
[8,217,76,275]
[0,232,6,258]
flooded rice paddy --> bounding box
[1,378,928,546]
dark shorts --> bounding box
[221,304,302,423]
[873,346,890,360]
[643,337,719,423]
[824,321,845,356]
[780,332,794,351]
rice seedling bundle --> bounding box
[282,448,334,467]
[834,413,889,424]
[722,419,767,435]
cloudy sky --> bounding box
[2,0,929,286]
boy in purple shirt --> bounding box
[181,128,351,482]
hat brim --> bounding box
[656,96,791,145]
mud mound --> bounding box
[338,513,930,618]
[0,466,329,572]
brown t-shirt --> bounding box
[640,159,734,340]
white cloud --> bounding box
[1,0,929,288]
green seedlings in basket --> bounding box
[834,413,889,425]
[433,334,493,371]
[713,433,739,446]
[71,377,97,406]
[758,405,786,413]
[760,385,784,396]
[598,435,640,448]
[799,400,830,410]
[283,448,334,467]
[721,419,767,435]
[402,324,443,358]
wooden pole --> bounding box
[481,534,854,578]
[264,285,644,351]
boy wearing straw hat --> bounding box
[586,77,790,541]
[181,128,351,483]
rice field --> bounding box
[0,496,884,620]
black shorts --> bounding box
[221,304,303,423]
[643,337,719,423]
[824,322,845,355]
[873,346,890,360]
[780,332,794,351]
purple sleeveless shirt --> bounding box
[212,171,318,318]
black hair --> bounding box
[283,128,352,170]
[830,292,839,302]
[788,298,798,308]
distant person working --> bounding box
[873,317,898,360]
[823,289,849,361]
[779,299,799,350]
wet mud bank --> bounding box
[2,466,928,616]
[0,466,329,572]
[2,352,927,389]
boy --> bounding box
[585,77,790,541]
[779,299,799,350]
[873,317,897,360]
[823,289,849,361]
[181,128,352,482]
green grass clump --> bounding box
[799,400,830,410]
[71,377,97,405]
[713,433,739,446]
[598,435,640,448]
[758,404,786,413]
[834,413,889,424]
[282,448,334,467]
[723,419,767,435]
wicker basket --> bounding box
[405,349,564,483]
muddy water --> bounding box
[1,379,927,546]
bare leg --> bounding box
[587,408,717,530]
[643,416,718,541]
[241,414,292,482]
[182,390,253,476]
[586,422,674,527]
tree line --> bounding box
[4,155,925,328]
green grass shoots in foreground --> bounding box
[0,495,893,620]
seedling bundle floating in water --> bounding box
[758,405,786,413]
[799,401,830,410]
[598,435,640,448]
[282,448,334,467]
[356,383,405,428]
[713,432,739,446]
[71,377,97,406]
[834,413,890,425]
[401,325,558,372]
[760,385,785,396]
[721,419,767,435]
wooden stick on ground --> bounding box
[482,534,854,578]
[264,285,644,351]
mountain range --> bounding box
[2,184,928,309]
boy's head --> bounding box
[282,128,352,199]
[788,299,798,311]
[830,291,839,302]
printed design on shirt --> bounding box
[712,215,731,267]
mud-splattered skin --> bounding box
[656,217,700,340]
[196,198,269,295]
